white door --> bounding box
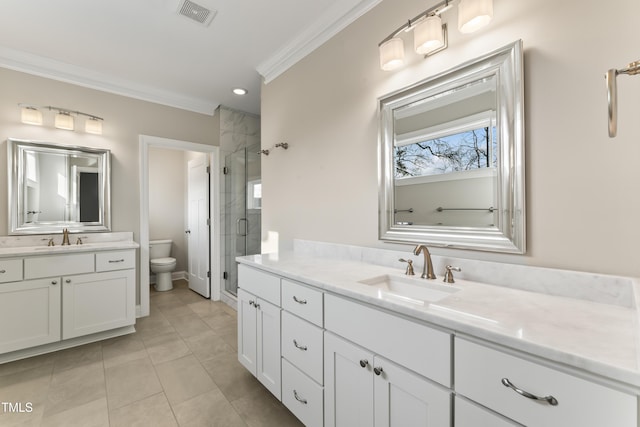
[373,355,451,427]
[324,332,375,427]
[187,156,210,297]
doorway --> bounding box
[223,144,261,297]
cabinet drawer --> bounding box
[96,250,135,272]
[281,279,323,326]
[282,311,323,384]
[238,265,280,305]
[455,338,637,427]
[25,253,94,279]
[325,294,451,386]
[0,259,23,283]
[282,358,323,427]
[455,396,520,427]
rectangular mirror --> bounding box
[8,139,111,235]
[379,40,525,253]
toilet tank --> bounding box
[149,239,172,259]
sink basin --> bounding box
[358,274,460,305]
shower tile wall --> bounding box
[218,107,261,298]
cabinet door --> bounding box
[455,396,522,427]
[325,332,374,427]
[0,278,61,353]
[373,355,451,427]
[237,289,258,375]
[256,298,281,400]
[62,269,135,339]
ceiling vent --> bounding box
[177,0,217,27]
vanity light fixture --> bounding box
[378,0,493,71]
[19,104,104,134]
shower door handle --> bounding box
[236,218,248,237]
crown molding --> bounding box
[0,46,218,115]
[257,0,383,84]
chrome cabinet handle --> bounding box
[501,378,558,406]
[65,279,71,283]
[359,359,369,368]
[293,296,307,305]
[249,300,255,306]
[293,390,307,404]
[293,339,308,351]
[51,280,58,285]
[254,302,260,309]
[374,366,384,376]
[108,259,125,263]
[0,269,6,274]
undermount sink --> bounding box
[358,274,460,305]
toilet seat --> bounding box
[150,257,176,266]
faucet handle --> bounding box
[443,265,461,284]
[399,258,415,276]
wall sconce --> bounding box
[378,0,493,71]
[19,104,104,134]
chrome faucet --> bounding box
[413,244,436,279]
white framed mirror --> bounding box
[7,138,111,235]
[379,40,525,253]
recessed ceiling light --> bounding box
[232,88,248,96]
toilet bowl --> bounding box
[149,239,176,292]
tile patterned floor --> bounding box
[0,280,304,427]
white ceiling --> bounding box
[0,0,381,116]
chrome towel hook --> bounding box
[606,60,640,138]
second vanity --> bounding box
[237,241,640,427]
[0,232,139,362]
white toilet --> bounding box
[149,239,176,292]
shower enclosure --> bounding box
[223,145,261,296]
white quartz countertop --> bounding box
[237,252,640,390]
[0,241,140,257]
[0,232,140,258]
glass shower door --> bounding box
[224,146,261,296]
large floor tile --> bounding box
[109,392,177,427]
[168,313,212,339]
[52,342,103,373]
[231,386,303,427]
[105,357,163,410]
[102,334,148,369]
[41,397,109,427]
[154,354,217,406]
[173,388,247,427]
[200,349,261,402]
[184,330,234,362]
[143,331,192,365]
[45,361,106,418]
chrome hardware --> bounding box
[76,237,83,245]
[51,280,58,285]
[443,265,461,283]
[293,390,307,404]
[501,378,558,406]
[275,142,289,150]
[293,340,308,351]
[399,258,415,276]
[413,244,436,279]
[293,296,307,305]
[65,279,71,283]
[108,259,125,263]
[249,300,255,307]
[258,149,270,156]
[0,270,5,274]
[185,229,191,234]
[359,359,369,368]
[47,237,55,246]
[255,302,260,309]
[236,218,248,236]
[606,60,640,137]
[374,366,384,376]
[61,228,70,246]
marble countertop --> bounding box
[0,232,139,258]
[237,252,640,390]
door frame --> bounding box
[138,135,220,317]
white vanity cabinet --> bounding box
[324,294,452,427]
[280,279,325,427]
[0,248,137,358]
[237,265,282,400]
[455,337,637,427]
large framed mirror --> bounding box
[8,139,111,235]
[379,40,525,253]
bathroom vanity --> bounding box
[0,232,138,363]
[237,242,640,427]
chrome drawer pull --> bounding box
[108,259,125,263]
[293,390,308,404]
[293,339,308,351]
[501,378,558,406]
[374,366,384,376]
[293,296,307,305]
[0,269,6,274]
[359,359,369,368]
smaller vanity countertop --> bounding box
[237,250,640,390]
[0,232,140,258]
